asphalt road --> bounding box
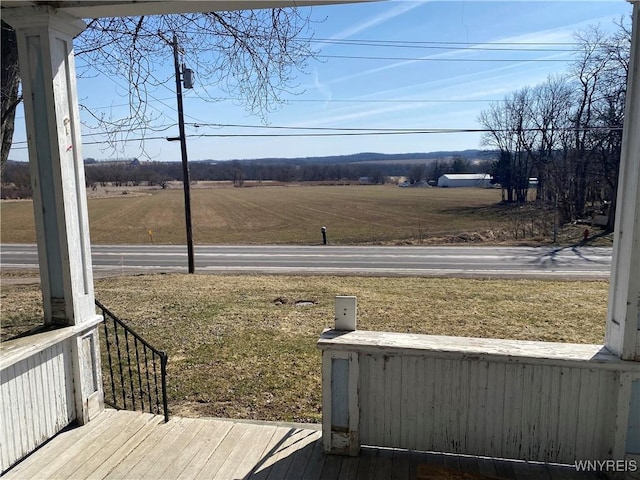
[0,244,612,279]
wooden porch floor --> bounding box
[4,410,604,480]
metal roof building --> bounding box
[437,173,493,188]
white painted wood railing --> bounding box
[318,328,640,466]
[0,320,103,474]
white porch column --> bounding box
[606,1,640,362]
[4,7,99,328]
[4,7,104,424]
[606,1,640,468]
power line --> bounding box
[303,37,582,47]
[190,125,622,138]
[10,96,510,125]
[306,38,576,52]
[193,130,487,138]
[262,98,504,104]
[180,32,582,47]
[187,122,475,132]
[317,54,570,63]
[9,125,622,150]
[10,135,171,150]
[69,97,510,114]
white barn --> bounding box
[437,173,493,188]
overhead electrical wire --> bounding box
[179,33,585,48]
[8,33,611,153]
[9,125,622,150]
[317,54,569,63]
[305,37,577,52]
[70,97,511,113]
[10,36,577,126]
[302,37,582,47]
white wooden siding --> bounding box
[0,338,76,473]
[319,330,640,465]
[358,353,618,463]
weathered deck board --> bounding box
[226,423,278,479]
[280,428,325,480]
[3,410,606,480]
[175,418,235,479]
[50,412,159,479]
[85,414,169,480]
[260,428,312,479]
[3,409,114,479]
[152,418,208,479]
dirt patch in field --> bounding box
[86,185,155,198]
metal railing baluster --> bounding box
[143,347,153,410]
[124,330,136,410]
[102,319,117,408]
[96,300,169,422]
[113,316,127,408]
[134,338,144,411]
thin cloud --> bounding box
[298,102,420,127]
[313,69,333,108]
[329,1,426,40]
[325,13,624,87]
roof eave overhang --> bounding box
[0,0,378,19]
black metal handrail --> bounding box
[96,300,169,422]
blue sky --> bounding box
[8,0,632,163]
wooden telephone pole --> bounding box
[169,34,195,274]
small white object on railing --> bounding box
[335,296,357,331]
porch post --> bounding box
[606,1,640,467]
[4,6,104,423]
[3,7,98,328]
[605,1,640,363]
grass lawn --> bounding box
[0,273,609,423]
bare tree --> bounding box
[1,21,20,174]
[408,163,426,185]
[479,18,630,228]
[564,22,629,228]
[528,76,574,204]
[450,156,471,173]
[1,8,318,169]
[591,18,630,231]
[479,88,536,203]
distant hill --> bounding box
[196,149,492,166]
[7,150,493,167]
[3,150,497,197]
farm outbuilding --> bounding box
[437,173,493,188]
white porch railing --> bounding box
[318,302,640,468]
[0,320,103,474]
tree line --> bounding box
[0,154,495,198]
[479,20,630,230]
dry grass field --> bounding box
[0,273,609,423]
[2,184,586,245]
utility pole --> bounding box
[170,34,195,274]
